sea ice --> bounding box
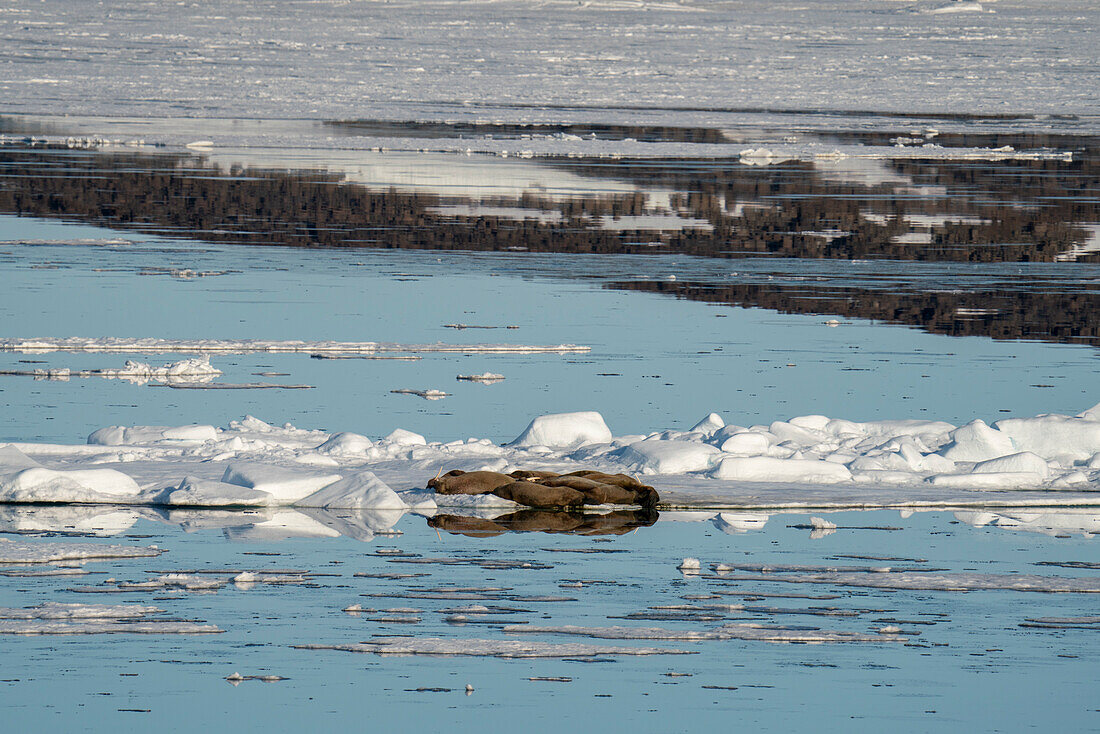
[614,440,722,475]
[296,638,694,658]
[509,412,613,448]
[711,457,852,484]
[294,472,408,511]
[221,462,342,503]
[0,538,162,564]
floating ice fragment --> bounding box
[296,638,694,658]
[678,558,701,575]
[457,373,505,383]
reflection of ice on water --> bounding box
[955,509,1100,538]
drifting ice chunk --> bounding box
[711,456,853,484]
[689,413,725,437]
[994,415,1100,461]
[939,420,1016,462]
[88,424,218,446]
[613,440,722,475]
[221,463,341,503]
[678,557,701,574]
[165,476,274,506]
[972,452,1050,479]
[295,472,408,510]
[712,512,769,533]
[509,412,613,448]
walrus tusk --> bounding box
[434,467,442,480]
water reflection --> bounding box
[3,503,1096,541]
[428,508,659,537]
[611,277,1100,347]
[1,133,1096,265]
[2,131,1098,351]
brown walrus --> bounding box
[427,469,513,495]
[531,474,659,508]
[491,480,586,508]
[427,467,659,509]
[561,470,652,491]
[507,469,561,481]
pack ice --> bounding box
[0,404,1098,509]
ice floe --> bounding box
[0,337,589,355]
[1,402,1098,511]
[0,603,221,635]
[0,357,221,385]
[504,623,905,644]
[708,569,1100,593]
[0,538,162,564]
[296,638,694,658]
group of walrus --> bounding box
[427,469,659,509]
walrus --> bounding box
[561,470,652,491]
[427,469,514,495]
[531,474,659,507]
[491,480,586,508]
[507,469,561,481]
[533,475,605,491]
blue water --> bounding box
[1,214,1096,447]
[1,508,1097,732]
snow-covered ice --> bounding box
[1,402,1099,510]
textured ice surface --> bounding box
[0,602,222,635]
[2,402,1098,509]
[0,538,162,564]
[1,0,1097,123]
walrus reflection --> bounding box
[428,508,659,537]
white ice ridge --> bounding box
[0,337,590,355]
[1,403,1099,510]
[0,603,222,635]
